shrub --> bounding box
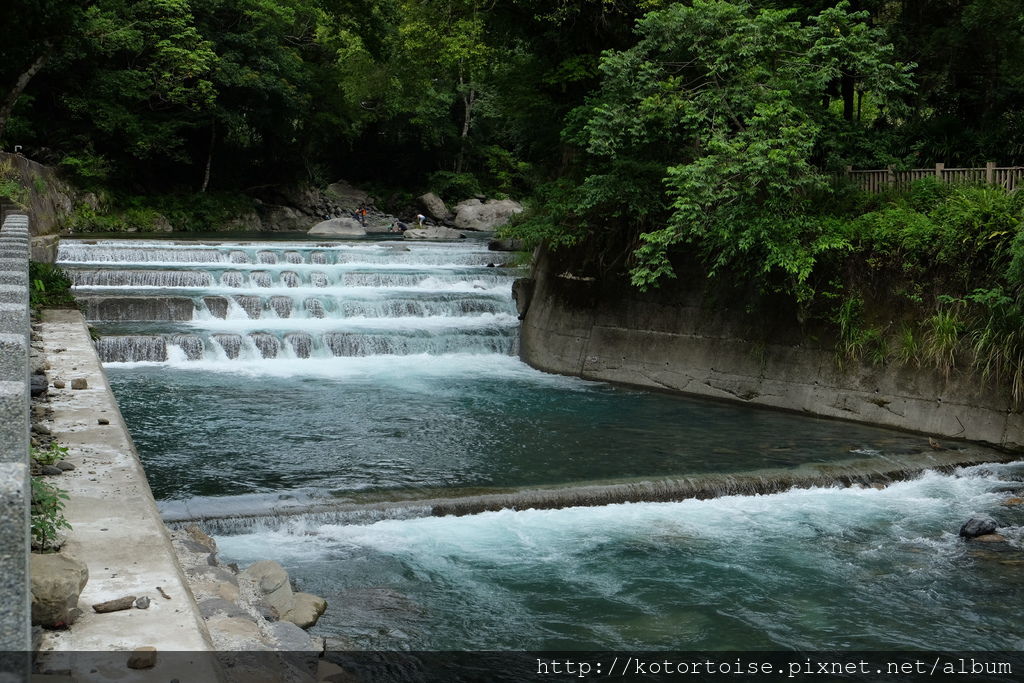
[31,478,71,550]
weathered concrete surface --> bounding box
[0,213,30,653]
[35,309,221,681]
[520,250,1024,450]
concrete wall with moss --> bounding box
[518,249,1024,451]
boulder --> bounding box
[308,217,366,237]
[241,560,294,616]
[959,516,998,538]
[259,205,313,232]
[220,210,263,232]
[453,198,523,230]
[488,238,526,252]
[417,193,449,221]
[283,592,327,629]
[31,552,89,628]
[324,180,370,212]
[404,227,466,241]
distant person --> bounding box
[397,221,409,232]
[416,213,426,226]
[358,207,368,226]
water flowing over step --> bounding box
[163,448,1016,533]
[61,238,524,363]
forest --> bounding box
[4,0,1024,394]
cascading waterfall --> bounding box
[72,237,1024,652]
[61,238,520,363]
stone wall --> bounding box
[0,214,31,651]
[519,249,1024,450]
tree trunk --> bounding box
[200,123,215,193]
[455,69,476,175]
[0,44,53,145]
[841,72,855,122]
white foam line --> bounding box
[180,312,520,333]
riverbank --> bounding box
[518,249,1024,451]
[34,309,218,679]
[32,309,333,681]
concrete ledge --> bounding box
[0,335,26,392]
[0,303,28,333]
[0,285,27,306]
[0,383,27,465]
[0,214,30,652]
[0,463,29,654]
[36,310,219,679]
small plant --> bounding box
[31,477,71,550]
[31,442,69,466]
[28,262,76,313]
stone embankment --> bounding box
[518,248,1024,450]
[0,213,31,655]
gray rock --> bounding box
[198,598,251,620]
[259,205,313,232]
[40,465,63,476]
[127,647,157,670]
[308,217,366,237]
[488,238,526,251]
[31,552,89,628]
[31,423,51,435]
[55,461,75,471]
[70,378,88,390]
[417,192,449,221]
[30,374,48,397]
[241,560,294,616]
[324,180,370,212]
[959,517,998,538]
[52,380,65,389]
[283,592,327,629]
[134,596,150,609]
[97,418,109,425]
[404,227,466,241]
[268,620,319,651]
[453,198,523,230]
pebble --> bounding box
[55,461,75,471]
[40,465,63,476]
[32,423,51,435]
[134,596,150,610]
[126,647,157,670]
[71,378,88,390]
[52,380,65,389]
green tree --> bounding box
[561,0,912,296]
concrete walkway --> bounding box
[35,310,221,682]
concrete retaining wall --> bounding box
[519,250,1024,450]
[0,213,31,651]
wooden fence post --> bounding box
[886,166,895,187]
[986,161,996,185]
[935,162,944,181]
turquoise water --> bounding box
[63,238,1024,651]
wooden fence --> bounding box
[841,162,1024,193]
